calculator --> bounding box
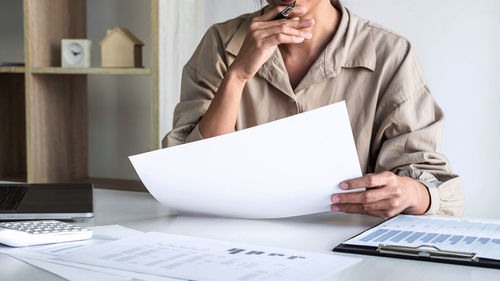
[0,220,93,247]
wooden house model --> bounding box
[99,27,144,68]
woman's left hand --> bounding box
[331,171,431,218]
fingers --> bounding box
[331,199,390,213]
[340,171,397,190]
[254,19,314,47]
[332,172,411,218]
[331,188,389,204]
[255,5,307,22]
[248,8,314,48]
[331,200,404,218]
[261,33,306,46]
[254,18,315,30]
[255,23,312,42]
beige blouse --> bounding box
[163,0,465,216]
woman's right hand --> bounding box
[229,5,315,82]
[199,5,314,139]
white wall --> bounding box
[204,0,261,28]
[193,0,500,217]
[342,0,500,217]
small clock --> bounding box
[61,39,92,68]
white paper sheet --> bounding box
[0,225,141,259]
[130,101,362,218]
[345,215,500,260]
[0,225,180,281]
[5,257,132,281]
[56,232,361,281]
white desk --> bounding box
[2,188,499,281]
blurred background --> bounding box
[1,0,499,217]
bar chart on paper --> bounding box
[344,215,500,260]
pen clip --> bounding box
[377,244,479,262]
[273,1,296,20]
[281,2,296,17]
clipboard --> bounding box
[332,216,500,270]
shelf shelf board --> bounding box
[31,67,151,75]
[0,66,26,73]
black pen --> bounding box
[273,1,296,20]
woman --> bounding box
[164,0,465,217]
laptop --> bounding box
[0,183,93,220]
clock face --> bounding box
[64,43,84,65]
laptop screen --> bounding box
[0,184,93,218]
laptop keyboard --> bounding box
[0,186,27,210]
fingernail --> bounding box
[331,196,340,203]
[295,6,306,12]
[340,182,348,190]
[304,32,312,39]
[305,19,314,25]
[331,206,340,212]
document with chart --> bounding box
[130,101,363,219]
[340,215,500,261]
[55,232,361,281]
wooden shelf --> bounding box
[0,66,25,73]
[0,0,159,188]
[0,67,149,76]
[31,67,151,75]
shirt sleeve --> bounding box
[372,45,465,216]
[162,26,227,148]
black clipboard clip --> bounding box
[378,244,479,262]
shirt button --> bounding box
[289,98,296,103]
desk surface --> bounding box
[3,188,499,281]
